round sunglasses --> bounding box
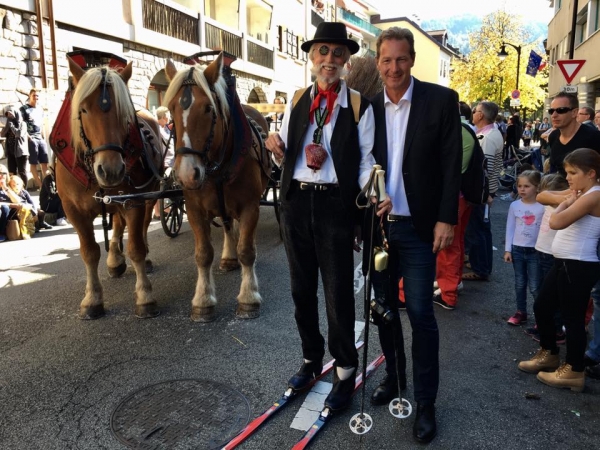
[318,45,344,58]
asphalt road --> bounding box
[1,188,599,450]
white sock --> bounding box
[336,366,355,381]
[304,359,312,364]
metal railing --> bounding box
[205,22,242,59]
[142,0,199,45]
[337,7,381,37]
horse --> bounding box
[55,56,164,319]
[163,53,270,322]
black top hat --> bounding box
[301,22,360,55]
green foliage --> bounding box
[449,10,548,112]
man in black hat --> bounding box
[265,22,388,411]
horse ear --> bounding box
[165,59,178,81]
[203,52,223,85]
[119,62,133,84]
[67,56,86,85]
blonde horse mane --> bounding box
[70,66,136,153]
[162,64,230,125]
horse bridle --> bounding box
[78,68,133,174]
[173,67,228,176]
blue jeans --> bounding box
[511,245,541,314]
[586,279,600,362]
[0,204,9,236]
[465,203,493,277]
[374,219,438,404]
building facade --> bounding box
[546,0,600,108]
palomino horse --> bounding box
[55,57,164,319]
[163,54,269,322]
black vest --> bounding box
[280,86,368,209]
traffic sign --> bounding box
[563,85,578,94]
[511,89,520,99]
[510,99,521,107]
[557,60,586,84]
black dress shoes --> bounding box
[413,403,436,444]
[324,367,356,411]
[371,375,399,405]
[288,360,323,391]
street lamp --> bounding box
[488,75,504,104]
[497,42,521,91]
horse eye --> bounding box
[80,108,87,114]
[205,104,212,114]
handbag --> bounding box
[6,219,20,240]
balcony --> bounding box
[337,7,381,37]
[142,0,199,45]
[205,21,243,59]
[247,37,274,69]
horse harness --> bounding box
[76,68,164,250]
[172,66,266,231]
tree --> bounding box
[450,10,548,114]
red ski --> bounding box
[291,354,385,450]
[223,341,364,449]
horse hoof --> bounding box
[79,304,105,320]
[145,259,154,274]
[108,262,127,278]
[135,303,160,319]
[236,304,260,320]
[191,306,216,322]
[219,258,240,272]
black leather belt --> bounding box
[387,214,412,222]
[293,180,338,191]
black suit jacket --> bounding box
[371,78,462,243]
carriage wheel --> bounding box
[160,195,184,238]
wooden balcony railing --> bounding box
[142,0,199,45]
[247,40,274,69]
[205,22,242,59]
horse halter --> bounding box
[78,68,132,173]
[174,66,226,176]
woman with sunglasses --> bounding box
[546,92,600,176]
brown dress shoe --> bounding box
[518,349,560,374]
[537,363,585,392]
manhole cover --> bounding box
[110,379,250,449]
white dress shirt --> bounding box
[384,77,414,216]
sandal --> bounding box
[462,272,489,281]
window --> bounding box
[278,26,299,59]
[576,5,589,45]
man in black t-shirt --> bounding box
[547,93,600,176]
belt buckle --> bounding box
[299,182,308,190]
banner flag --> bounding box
[526,50,543,77]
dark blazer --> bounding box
[371,78,462,243]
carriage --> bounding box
[51,48,276,321]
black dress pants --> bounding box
[280,183,358,369]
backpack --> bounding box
[460,123,489,205]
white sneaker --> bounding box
[56,218,68,226]
[434,282,463,297]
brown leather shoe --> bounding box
[537,363,585,392]
[518,349,560,374]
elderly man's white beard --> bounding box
[310,63,348,85]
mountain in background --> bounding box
[421,14,548,55]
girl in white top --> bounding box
[518,148,600,392]
[504,170,545,326]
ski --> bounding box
[223,341,364,449]
[291,354,386,450]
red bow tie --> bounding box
[309,82,340,125]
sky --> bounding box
[371,0,555,23]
